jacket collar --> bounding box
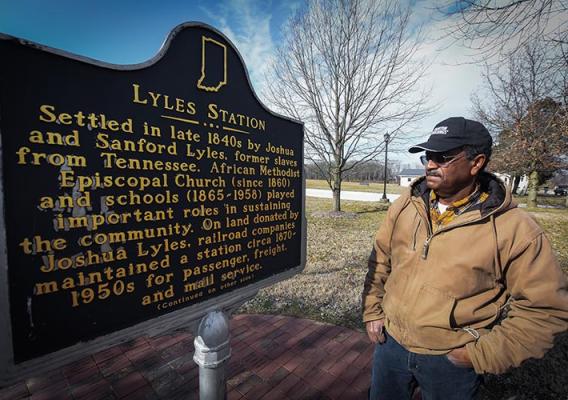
[410,172,514,218]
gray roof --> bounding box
[399,169,424,176]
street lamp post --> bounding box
[382,133,390,202]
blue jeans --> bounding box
[370,331,481,400]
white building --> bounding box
[493,173,529,195]
[398,169,424,187]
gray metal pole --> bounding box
[382,133,390,202]
[193,310,231,400]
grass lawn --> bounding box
[306,179,406,194]
[514,194,568,208]
[238,197,568,399]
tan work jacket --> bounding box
[362,173,568,374]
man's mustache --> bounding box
[426,169,441,177]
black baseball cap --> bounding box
[409,117,492,153]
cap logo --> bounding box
[432,126,448,135]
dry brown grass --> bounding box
[238,198,568,399]
[306,179,406,194]
[239,197,387,328]
[530,210,568,273]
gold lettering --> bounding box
[35,281,58,295]
[38,104,57,123]
[207,103,219,119]
[132,83,148,104]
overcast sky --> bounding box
[0,0,488,167]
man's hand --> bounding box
[365,319,385,344]
[446,346,473,368]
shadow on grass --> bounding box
[355,206,390,215]
[303,258,368,276]
[479,332,568,399]
[303,266,346,276]
[309,206,388,218]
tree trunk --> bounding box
[332,168,342,212]
[527,170,539,208]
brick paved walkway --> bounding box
[0,314,373,400]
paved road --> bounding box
[306,188,400,202]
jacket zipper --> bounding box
[413,195,505,260]
[413,198,433,259]
[422,217,496,260]
[422,235,432,259]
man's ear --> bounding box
[470,154,486,176]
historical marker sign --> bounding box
[0,23,305,382]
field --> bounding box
[238,192,568,399]
[304,179,406,194]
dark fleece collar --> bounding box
[411,172,508,217]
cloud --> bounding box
[201,0,276,95]
[394,2,491,164]
[340,2,488,161]
[199,0,490,165]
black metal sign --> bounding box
[0,23,304,374]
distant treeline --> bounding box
[305,161,400,182]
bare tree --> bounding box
[264,0,431,212]
[472,42,568,207]
[441,0,567,63]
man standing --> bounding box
[362,117,568,399]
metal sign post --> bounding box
[193,310,231,400]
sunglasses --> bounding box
[420,151,465,167]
